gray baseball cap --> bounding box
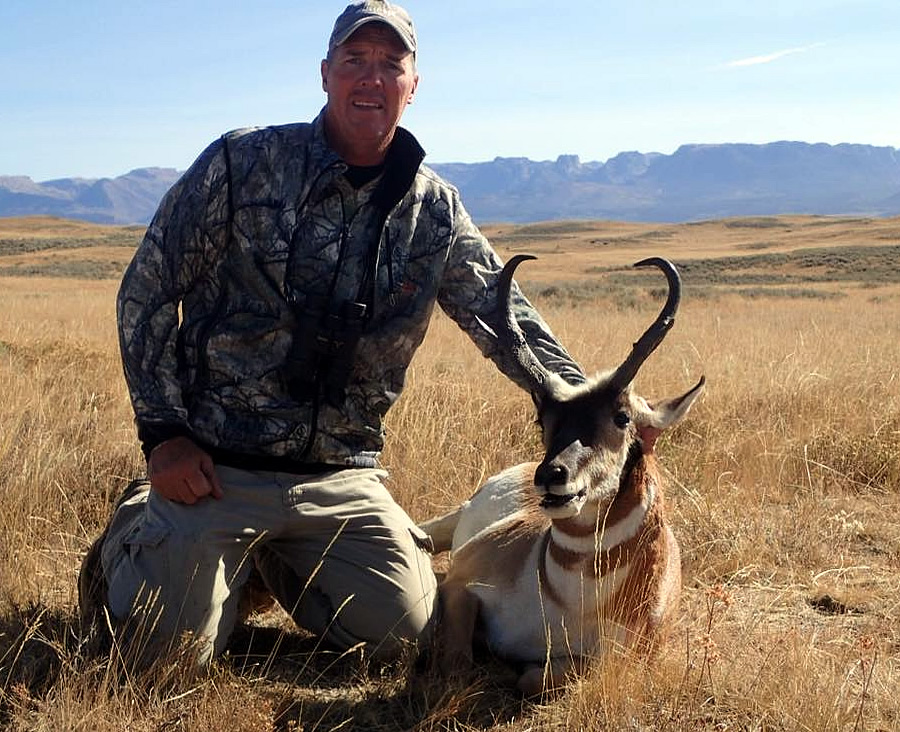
[328,1,417,56]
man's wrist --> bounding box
[137,421,195,461]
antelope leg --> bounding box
[418,506,464,554]
[436,581,480,675]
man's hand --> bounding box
[148,436,224,504]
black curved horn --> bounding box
[608,257,682,392]
[494,254,553,394]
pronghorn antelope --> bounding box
[419,255,704,695]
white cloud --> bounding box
[726,43,825,68]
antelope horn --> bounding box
[609,257,682,392]
[494,254,553,395]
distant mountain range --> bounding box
[3,141,900,225]
[0,167,180,225]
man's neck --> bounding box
[324,118,393,166]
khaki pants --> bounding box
[100,465,437,664]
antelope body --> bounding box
[420,256,704,695]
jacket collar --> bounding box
[372,125,425,214]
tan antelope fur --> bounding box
[419,255,704,695]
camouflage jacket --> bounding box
[117,110,584,470]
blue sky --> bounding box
[2,0,898,181]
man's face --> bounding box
[321,23,419,165]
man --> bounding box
[80,0,584,666]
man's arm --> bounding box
[437,193,585,390]
[117,138,230,502]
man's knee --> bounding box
[265,549,438,660]
[334,543,438,659]
[371,584,438,659]
[323,580,438,660]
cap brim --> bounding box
[330,17,416,54]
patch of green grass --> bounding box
[531,278,839,305]
[723,217,787,229]
[489,221,602,245]
[0,259,127,279]
[635,269,819,287]
[0,231,142,257]
[730,287,844,300]
[798,216,875,228]
[637,245,900,288]
[586,230,677,247]
[530,243,900,303]
[513,220,600,236]
[526,279,642,308]
[736,241,781,251]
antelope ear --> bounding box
[634,376,706,453]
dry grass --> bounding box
[1,216,898,730]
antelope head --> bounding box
[494,255,704,520]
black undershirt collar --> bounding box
[344,163,385,189]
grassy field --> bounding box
[1,215,898,730]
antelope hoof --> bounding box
[437,645,473,678]
[517,658,581,696]
[517,665,549,696]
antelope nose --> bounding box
[535,462,568,487]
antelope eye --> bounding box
[613,411,630,429]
